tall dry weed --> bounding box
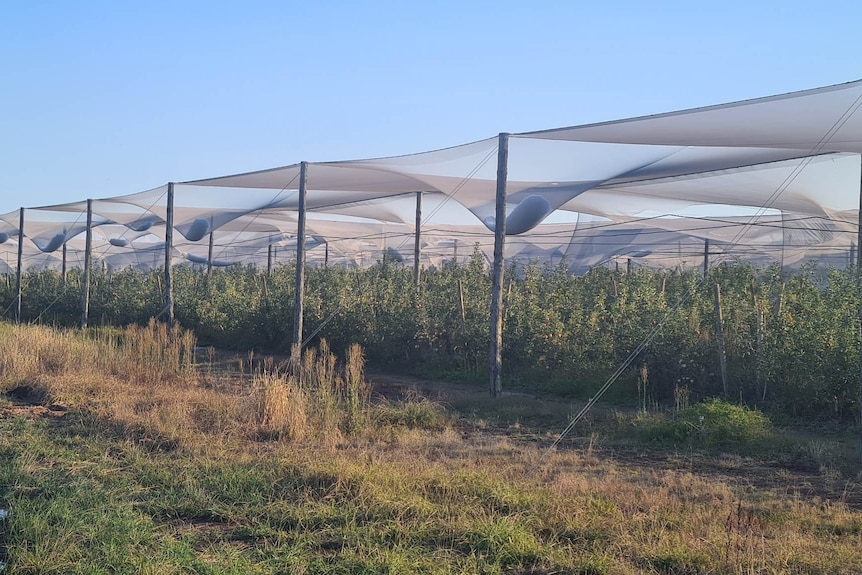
[2,323,373,449]
[254,368,308,441]
[0,324,87,389]
[253,340,372,441]
[89,319,197,385]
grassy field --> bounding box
[1,322,862,574]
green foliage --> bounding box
[4,256,862,421]
[374,397,449,430]
[630,399,771,446]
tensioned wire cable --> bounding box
[386,145,500,255]
[543,92,862,457]
[6,207,88,322]
[143,177,301,321]
[25,187,176,322]
[295,147,501,353]
[205,172,300,265]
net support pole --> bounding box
[267,244,273,276]
[856,156,862,462]
[207,230,214,276]
[61,242,67,287]
[413,191,422,291]
[81,199,93,328]
[164,182,175,327]
[703,239,710,277]
[489,132,509,398]
[292,161,308,363]
[15,208,24,324]
[324,241,329,267]
[714,282,728,399]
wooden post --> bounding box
[757,297,766,401]
[626,258,632,274]
[15,208,24,323]
[61,241,67,287]
[324,241,329,267]
[458,278,467,333]
[489,133,509,398]
[714,282,728,398]
[292,161,308,363]
[267,244,273,275]
[703,239,710,277]
[207,230,214,276]
[856,157,862,462]
[413,191,422,290]
[164,182,175,326]
[81,199,93,328]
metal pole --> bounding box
[856,156,862,462]
[703,239,710,278]
[489,133,509,398]
[714,282,728,399]
[164,183,175,326]
[207,230,214,276]
[15,208,24,323]
[414,191,422,290]
[292,162,308,362]
[324,241,329,267]
[267,244,273,276]
[61,241,67,287]
[81,199,93,328]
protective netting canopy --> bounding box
[3,79,862,273]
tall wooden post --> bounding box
[324,241,329,267]
[207,230,214,276]
[856,157,862,462]
[164,183,175,326]
[61,242,67,287]
[703,239,710,277]
[714,282,728,398]
[267,244,273,275]
[15,208,24,323]
[81,199,93,328]
[489,133,509,398]
[414,191,422,290]
[292,162,308,362]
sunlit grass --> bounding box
[1,322,861,573]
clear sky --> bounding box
[2,0,861,214]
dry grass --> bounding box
[254,367,308,441]
[2,322,861,573]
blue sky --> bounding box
[2,0,861,214]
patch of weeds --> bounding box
[576,554,613,575]
[625,399,771,447]
[815,517,862,537]
[374,397,449,430]
[456,516,544,569]
[641,547,710,575]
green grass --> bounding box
[4,403,862,574]
[2,324,862,574]
[0,414,574,574]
